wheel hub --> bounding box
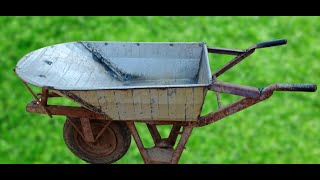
[75,121,117,157]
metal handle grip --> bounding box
[255,39,287,49]
[274,84,317,92]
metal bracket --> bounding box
[20,80,52,118]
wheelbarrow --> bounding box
[14,39,317,164]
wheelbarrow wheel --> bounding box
[63,118,131,164]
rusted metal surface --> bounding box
[20,80,52,118]
[145,148,174,164]
[167,125,181,146]
[212,75,222,108]
[27,101,106,119]
[198,83,317,127]
[215,91,222,108]
[171,126,193,164]
[28,82,316,131]
[197,97,262,127]
[213,48,255,78]
[67,117,86,140]
[48,92,61,97]
[127,122,193,164]
[126,122,149,163]
[210,81,261,98]
[135,120,188,125]
[211,39,288,78]
[41,88,48,106]
[64,119,123,163]
[21,81,41,105]
[56,90,112,120]
[67,117,113,144]
[94,120,112,142]
[80,118,95,143]
[37,91,61,97]
[147,124,161,145]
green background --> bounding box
[0,16,319,164]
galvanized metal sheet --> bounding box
[15,42,212,90]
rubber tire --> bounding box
[63,119,131,164]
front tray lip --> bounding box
[15,41,213,90]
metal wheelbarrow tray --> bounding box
[14,40,317,164]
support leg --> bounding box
[127,122,193,164]
[146,124,161,145]
[167,125,182,146]
[126,122,149,164]
[171,126,193,164]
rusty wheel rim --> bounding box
[74,121,117,157]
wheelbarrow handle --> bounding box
[211,38,288,78]
[198,83,316,127]
[269,84,317,92]
[255,39,287,49]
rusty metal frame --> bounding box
[24,81,316,163]
[146,124,162,145]
[127,122,192,164]
[200,39,316,127]
[20,80,53,118]
[198,83,316,128]
[80,117,95,143]
[20,84,108,144]
[209,39,288,78]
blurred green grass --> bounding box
[0,16,319,164]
